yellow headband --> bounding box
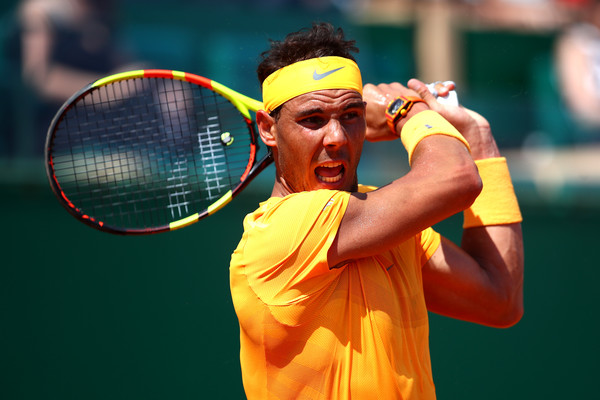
[262,56,363,113]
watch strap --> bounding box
[385,96,425,135]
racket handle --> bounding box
[426,81,459,106]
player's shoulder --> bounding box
[357,184,378,193]
[270,188,349,212]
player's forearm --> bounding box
[332,105,483,265]
[332,132,480,264]
[460,224,524,327]
[459,156,524,327]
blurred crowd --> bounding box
[0,0,599,159]
[1,0,138,158]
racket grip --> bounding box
[426,81,459,106]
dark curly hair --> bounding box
[257,22,359,85]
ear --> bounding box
[256,109,277,147]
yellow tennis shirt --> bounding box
[229,186,441,399]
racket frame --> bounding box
[45,69,272,235]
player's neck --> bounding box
[270,177,292,198]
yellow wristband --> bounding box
[401,110,470,165]
[463,157,522,228]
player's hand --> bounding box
[427,80,456,100]
[407,79,500,160]
[363,82,429,142]
[407,79,474,133]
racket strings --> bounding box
[49,77,255,230]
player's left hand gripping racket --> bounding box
[45,69,272,235]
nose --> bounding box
[322,119,348,148]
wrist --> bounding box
[394,103,429,133]
[400,110,470,165]
[463,121,500,160]
[463,157,522,228]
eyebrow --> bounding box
[344,101,367,111]
[294,101,366,118]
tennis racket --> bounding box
[45,69,272,235]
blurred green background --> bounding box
[1,0,599,399]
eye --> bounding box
[298,115,326,129]
[341,108,364,123]
[341,111,359,121]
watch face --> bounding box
[389,98,406,115]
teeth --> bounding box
[316,162,344,183]
[320,175,342,183]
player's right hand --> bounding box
[363,82,429,142]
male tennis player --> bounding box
[229,22,523,399]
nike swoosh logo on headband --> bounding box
[313,67,345,80]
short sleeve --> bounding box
[416,227,441,267]
[237,189,350,309]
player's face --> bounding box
[272,89,366,194]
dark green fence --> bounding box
[2,176,599,399]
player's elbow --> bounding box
[451,160,483,211]
[495,304,523,328]
[486,294,524,328]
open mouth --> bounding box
[315,162,345,183]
